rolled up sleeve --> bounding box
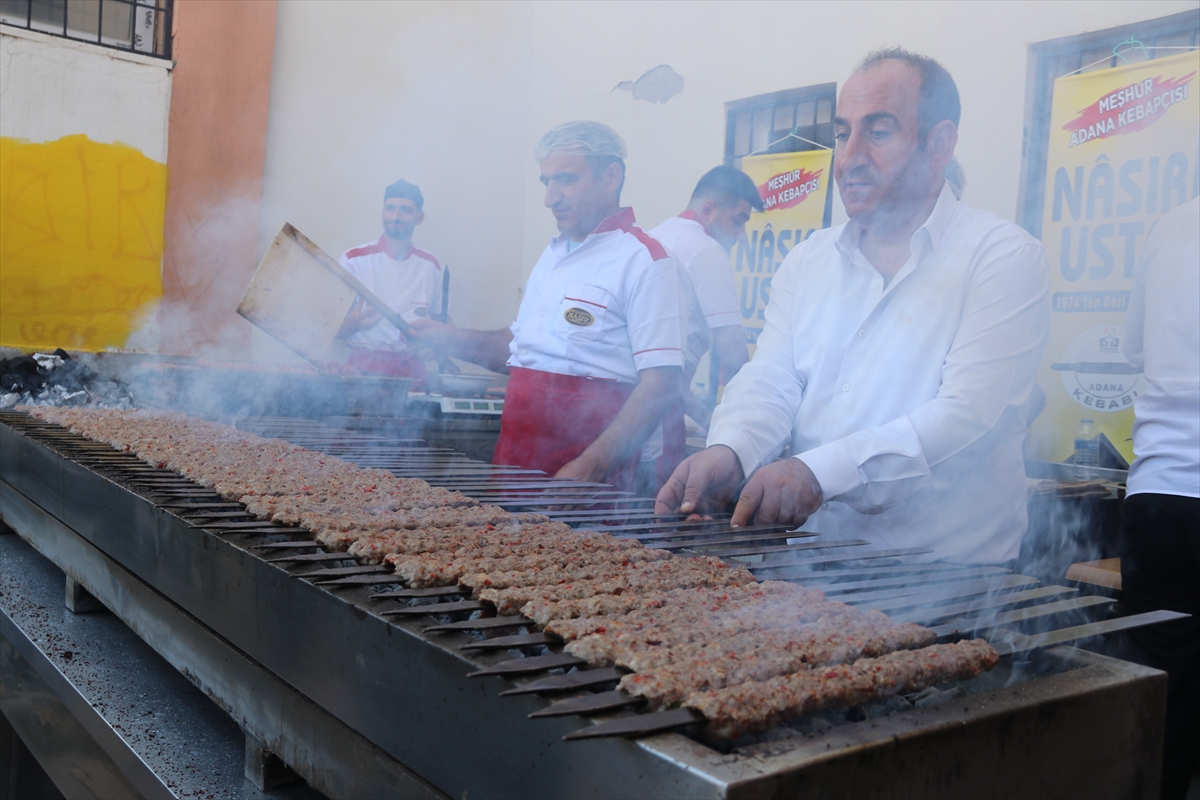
[628,256,686,372]
[690,244,743,330]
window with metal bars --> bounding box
[0,0,172,59]
[724,83,836,170]
[724,82,836,228]
[1017,10,1198,237]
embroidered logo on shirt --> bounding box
[564,307,595,327]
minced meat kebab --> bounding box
[21,407,999,736]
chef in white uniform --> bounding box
[656,48,1051,565]
[337,179,444,380]
[637,166,762,488]
[410,122,687,490]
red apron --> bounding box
[493,367,638,490]
[347,347,427,382]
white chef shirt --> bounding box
[339,237,444,351]
[508,208,686,384]
[708,182,1051,564]
[651,214,744,366]
[1125,196,1200,499]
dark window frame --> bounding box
[1016,10,1198,239]
[0,0,173,60]
[724,82,837,229]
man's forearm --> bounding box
[445,329,513,374]
[712,326,749,382]
[579,366,682,473]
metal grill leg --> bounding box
[244,732,298,791]
[64,576,104,614]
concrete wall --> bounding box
[159,0,278,360]
[256,1,535,344]
[0,27,172,351]
[257,0,1198,335]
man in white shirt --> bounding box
[656,48,1051,565]
[1118,196,1199,800]
[652,165,760,417]
[641,166,760,489]
[410,122,685,490]
[337,179,444,380]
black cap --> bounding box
[384,179,423,210]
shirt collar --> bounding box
[379,234,414,262]
[922,179,958,251]
[835,178,959,263]
[552,207,637,252]
[594,206,637,235]
[677,209,711,237]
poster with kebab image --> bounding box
[1031,50,1199,464]
[731,149,833,349]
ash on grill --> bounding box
[0,350,135,409]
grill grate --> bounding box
[1,409,1185,746]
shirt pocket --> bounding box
[560,283,613,344]
[402,302,430,323]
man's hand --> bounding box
[554,453,608,484]
[336,298,383,338]
[407,320,514,374]
[407,317,457,348]
[655,445,744,518]
[730,457,823,528]
[407,318,457,361]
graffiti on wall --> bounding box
[1,134,167,351]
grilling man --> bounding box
[336,179,444,381]
[656,48,1051,565]
[410,121,686,490]
[639,166,761,488]
[652,165,760,399]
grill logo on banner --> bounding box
[756,167,823,211]
[564,307,594,326]
[1064,71,1196,148]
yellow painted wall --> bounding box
[0,134,167,351]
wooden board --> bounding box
[237,223,358,366]
[1065,558,1122,590]
[237,223,412,368]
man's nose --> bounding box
[836,130,868,173]
[544,185,560,208]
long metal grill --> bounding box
[2,410,1184,744]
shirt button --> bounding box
[842,384,850,392]
[858,330,866,338]
[522,349,528,355]
[870,281,880,289]
[539,312,544,318]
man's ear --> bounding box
[926,120,958,175]
[701,198,719,219]
[604,161,624,193]
[416,210,426,226]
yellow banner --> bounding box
[731,149,833,346]
[1030,51,1199,464]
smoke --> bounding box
[153,191,281,364]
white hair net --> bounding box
[533,120,628,162]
